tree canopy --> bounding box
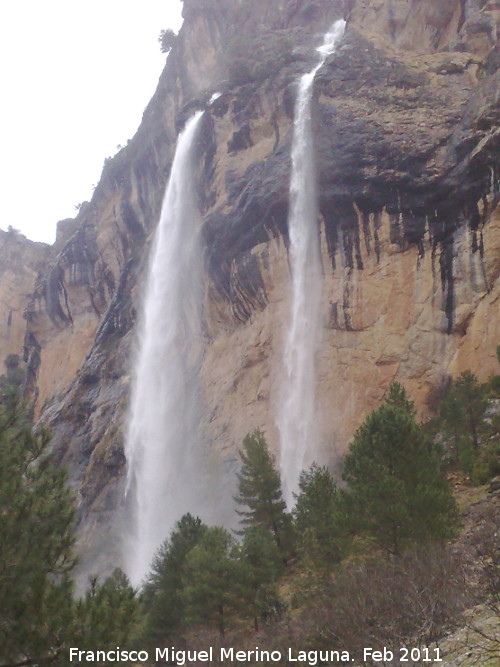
[341,383,458,556]
[158,28,178,54]
[181,526,248,636]
[294,463,347,570]
[0,398,75,664]
[438,370,489,469]
[140,513,207,646]
[234,430,293,558]
[71,569,139,662]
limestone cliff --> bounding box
[0,229,52,394]
[0,0,498,578]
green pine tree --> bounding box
[294,463,347,571]
[240,525,285,629]
[140,513,207,646]
[234,430,293,559]
[0,396,75,665]
[341,383,458,556]
[438,371,489,470]
[71,569,139,664]
[385,380,416,416]
[181,526,249,637]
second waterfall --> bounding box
[124,111,206,586]
[278,20,346,506]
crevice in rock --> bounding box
[440,236,455,334]
[458,0,468,33]
[94,258,137,348]
[199,113,218,213]
[120,200,145,238]
[22,331,41,397]
[45,264,71,326]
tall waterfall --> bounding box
[124,111,205,585]
[278,20,346,506]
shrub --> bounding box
[158,28,177,54]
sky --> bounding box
[0,1,184,244]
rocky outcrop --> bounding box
[0,230,52,394]
[0,0,498,579]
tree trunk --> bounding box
[218,605,225,637]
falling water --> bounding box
[124,111,205,585]
[278,20,346,506]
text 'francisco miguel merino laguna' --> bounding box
[69,646,353,665]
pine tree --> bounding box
[181,527,249,637]
[385,380,416,416]
[241,525,283,588]
[234,430,293,558]
[0,396,75,665]
[140,514,207,646]
[341,383,458,556]
[71,569,139,663]
[240,525,285,629]
[438,371,488,469]
[294,464,347,570]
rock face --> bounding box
[0,230,53,393]
[0,0,498,579]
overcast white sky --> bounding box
[0,1,183,244]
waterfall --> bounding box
[124,111,205,585]
[277,20,346,506]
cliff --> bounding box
[0,229,53,394]
[0,0,498,579]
